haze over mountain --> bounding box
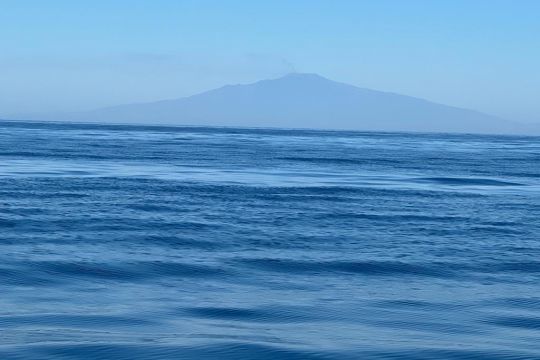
[8,73,532,134]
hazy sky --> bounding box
[1,0,539,123]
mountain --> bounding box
[9,73,530,134]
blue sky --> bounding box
[1,0,539,123]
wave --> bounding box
[0,343,534,360]
[414,177,524,186]
[234,258,455,278]
[0,261,228,285]
[485,315,540,330]
[184,305,315,324]
[278,156,400,166]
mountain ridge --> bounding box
[5,73,534,135]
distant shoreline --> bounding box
[1,118,538,138]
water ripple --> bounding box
[0,121,539,358]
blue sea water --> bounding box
[0,120,539,359]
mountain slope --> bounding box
[11,73,526,134]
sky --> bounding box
[1,0,539,123]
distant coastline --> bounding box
[1,118,539,137]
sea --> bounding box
[0,120,539,359]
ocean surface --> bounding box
[0,120,539,360]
